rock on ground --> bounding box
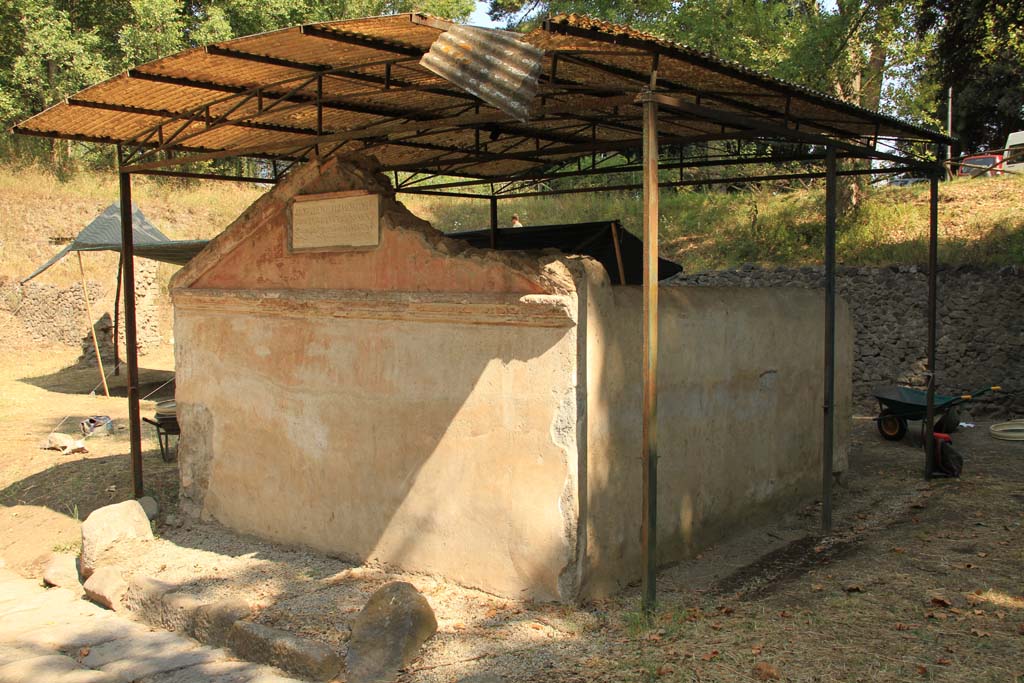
[137,496,160,521]
[43,554,83,593]
[83,566,129,611]
[228,622,341,682]
[80,500,153,579]
[345,582,437,683]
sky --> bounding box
[464,0,841,28]
[467,1,500,28]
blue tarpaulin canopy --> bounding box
[21,203,208,283]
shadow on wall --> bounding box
[579,280,850,597]
[176,306,581,600]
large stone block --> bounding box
[227,621,341,681]
[83,567,128,611]
[80,501,153,579]
[42,554,82,595]
[345,582,437,683]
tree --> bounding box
[119,0,187,67]
[918,0,1024,152]
[0,0,110,167]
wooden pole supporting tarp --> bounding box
[113,254,122,376]
[77,252,110,397]
[822,148,837,531]
[118,170,144,498]
[640,87,660,615]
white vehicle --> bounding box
[1004,131,1024,173]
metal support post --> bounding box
[822,148,837,531]
[925,172,939,479]
[119,171,144,498]
[489,195,498,249]
[640,87,659,616]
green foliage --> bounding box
[918,0,1024,152]
[3,0,109,113]
[119,0,187,67]
[0,0,474,168]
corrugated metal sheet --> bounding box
[13,12,952,181]
[420,25,543,122]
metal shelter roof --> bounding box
[13,13,951,190]
[21,203,207,283]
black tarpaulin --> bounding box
[446,220,682,284]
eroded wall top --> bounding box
[172,155,576,297]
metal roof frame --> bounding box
[14,13,950,192]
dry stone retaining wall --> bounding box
[0,259,162,359]
[670,264,1024,418]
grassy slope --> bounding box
[0,165,264,286]
[3,164,1021,289]
[406,173,1024,272]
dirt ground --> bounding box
[1,344,1022,683]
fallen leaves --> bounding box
[700,650,719,661]
[894,622,913,631]
[971,628,991,638]
[930,596,952,608]
[752,661,781,680]
[845,584,864,593]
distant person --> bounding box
[511,213,524,228]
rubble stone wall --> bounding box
[0,259,163,359]
[670,265,1024,418]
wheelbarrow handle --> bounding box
[957,385,1001,403]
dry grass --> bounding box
[0,165,263,285]
[0,345,180,524]
[405,173,1024,272]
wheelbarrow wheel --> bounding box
[877,410,907,441]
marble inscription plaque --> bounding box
[290,192,380,250]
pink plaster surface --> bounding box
[191,206,544,294]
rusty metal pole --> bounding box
[822,148,837,531]
[640,87,659,616]
[119,169,144,498]
[925,170,939,479]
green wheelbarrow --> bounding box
[873,384,1000,441]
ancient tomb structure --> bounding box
[171,155,852,601]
